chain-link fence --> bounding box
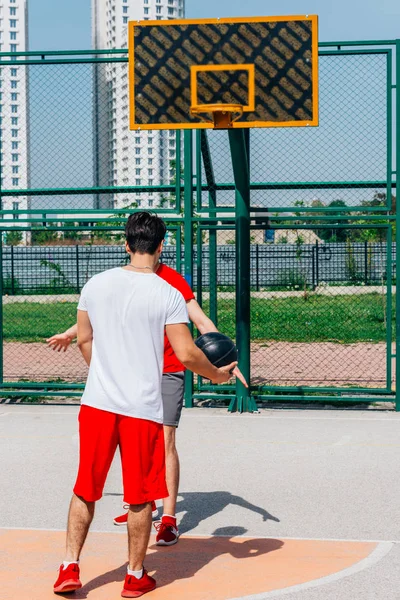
[0,41,398,408]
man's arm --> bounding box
[47,324,78,352]
[165,323,235,384]
[187,299,248,388]
[187,299,218,335]
[77,311,93,366]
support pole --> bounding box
[396,41,400,410]
[0,233,4,384]
[228,129,257,413]
[183,130,194,408]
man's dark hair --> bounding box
[125,211,166,255]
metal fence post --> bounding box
[0,234,4,384]
[364,241,368,285]
[396,40,400,410]
[228,129,257,413]
[183,130,194,408]
[11,244,15,295]
[315,240,319,287]
[76,245,80,293]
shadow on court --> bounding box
[76,527,284,597]
[104,490,280,533]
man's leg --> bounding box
[162,425,179,517]
[127,502,152,570]
[65,494,95,561]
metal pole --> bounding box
[364,241,368,285]
[395,41,400,410]
[228,129,256,413]
[11,244,15,295]
[76,245,80,293]
[183,130,194,408]
[256,244,259,291]
[0,233,4,384]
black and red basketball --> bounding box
[195,332,238,368]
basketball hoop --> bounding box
[190,103,244,129]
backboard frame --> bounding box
[128,15,319,130]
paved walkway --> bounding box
[1,407,400,599]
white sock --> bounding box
[63,560,79,568]
[127,567,143,579]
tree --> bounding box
[5,231,22,246]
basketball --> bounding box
[195,332,238,368]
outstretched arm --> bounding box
[47,323,78,352]
[231,494,280,523]
[166,323,236,384]
[187,299,248,388]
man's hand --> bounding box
[232,366,248,388]
[211,361,238,384]
[46,333,73,352]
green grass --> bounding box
[2,293,394,344]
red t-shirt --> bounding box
[156,263,195,373]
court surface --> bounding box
[1,405,400,599]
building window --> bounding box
[168,7,174,14]
[9,7,17,15]
[12,166,18,174]
[148,158,153,165]
[148,148,153,155]
[135,136,140,143]
[136,199,141,206]
[136,179,141,185]
[11,153,18,161]
[123,6,128,12]
[169,149,174,157]
[11,117,18,125]
[148,169,153,175]
[10,32,16,40]
[11,80,17,88]
[10,44,17,52]
[11,141,18,149]
[135,168,141,175]
[0,105,2,113]
[11,93,18,101]
[135,158,141,165]
[11,129,18,137]
[10,68,17,76]
[148,179,153,185]
[144,7,149,14]
[135,148,140,155]
[12,177,19,186]
[10,19,16,27]
[123,16,128,23]
[148,199,153,207]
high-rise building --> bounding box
[0,0,30,224]
[92,0,185,211]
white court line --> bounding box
[0,526,399,546]
[229,542,393,599]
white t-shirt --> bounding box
[77,267,189,423]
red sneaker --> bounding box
[121,569,156,598]
[114,502,158,526]
[53,563,82,594]
[154,515,179,546]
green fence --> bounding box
[0,39,399,409]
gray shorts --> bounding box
[162,372,185,427]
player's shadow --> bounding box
[75,526,283,597]
[175,491,280,533]
[104,490,280,533]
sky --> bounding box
[28,0,400,51]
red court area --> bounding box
[0,529,377,599]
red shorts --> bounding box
[73,405,168,505]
